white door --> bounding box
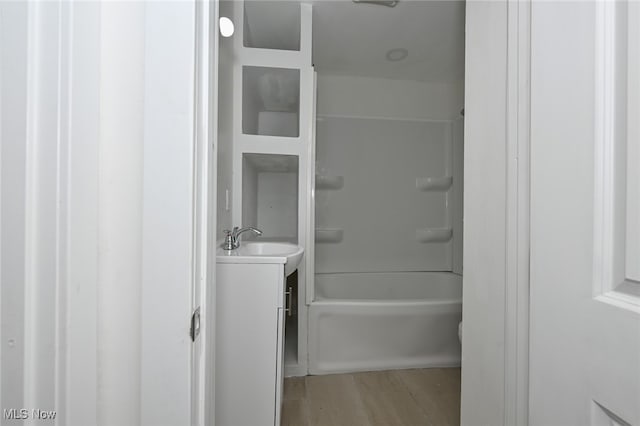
[0,2,212,425]
[529,1,640,425]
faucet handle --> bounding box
[222,230,234,250]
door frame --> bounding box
[192,0,218,425]
[189,0,534,424]
[460,1,531,425]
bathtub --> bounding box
[308,272,462,375]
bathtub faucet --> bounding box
[222,226,262,250]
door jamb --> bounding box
[192,0,218,425]
[461,1,531,425]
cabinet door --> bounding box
[215,263,283,426]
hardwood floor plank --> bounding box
[282,368,461,426]
[352,371,433,426]
[392,368,461,426]
[284,376,306,401]
[281,399,309,426]
[351,370,405,393]
[305,374,371,426]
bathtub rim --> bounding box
[314,270,463,302]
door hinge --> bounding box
[190,307,201,342]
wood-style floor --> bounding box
[281,368,461,426]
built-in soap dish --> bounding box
[416,227,453,243]
[316,175,344,190]
[416,176,453,191]
[315,228,343,243]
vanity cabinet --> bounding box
[215,261,286,426]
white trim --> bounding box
[515,1,531,422]
[592,0,640,311]
[461,1,531,424]
[504,1,531,425]
[22,0,40,416]
[304,72,317,306]
[55,2,73,423]
[208,0,219,420]
[65,3,100,423]
[22,4,78,424]
[592,0,616,299]
[626,2,640,283]
[192,0,216,424]
[0,2,4,414]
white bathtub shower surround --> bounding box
[308,272,462,375]
[314,116,461,274]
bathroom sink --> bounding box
[217,242,304,276]
[241,241,296,255]
[243,242,304,276]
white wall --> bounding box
[257,172,298,239]
[316,74,463,121]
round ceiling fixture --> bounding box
[219,17,235,37]
[385,48,408,62]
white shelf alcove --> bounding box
[226,0,314,379]
[242,66,300,137]
[242,153,299,242]
[243,1,301,51]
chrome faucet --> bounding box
[222,226,262,250]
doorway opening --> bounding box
[215,1,465,423]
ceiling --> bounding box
[311,0,465,83]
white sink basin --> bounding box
[217,241,304,277]
[242,242,304,276]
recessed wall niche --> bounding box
[242,66,300,137]
[243,1,301,51]
[242,153,299,242]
